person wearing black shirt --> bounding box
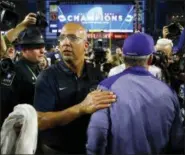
[34,22,117,154]
[13,57,41,105]
[13,27,45,104]
[1,27,45,126]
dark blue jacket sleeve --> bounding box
[177,29,185,51]
[34,70,56,112]
[173,28,185,53]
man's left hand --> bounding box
[20,13,37,28]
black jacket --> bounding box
[13,58,40,105]
[34,60,104,153]
[1,58,40,126]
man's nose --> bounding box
[40,47,45,54]
[63,37,71,44]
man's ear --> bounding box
[84,41,89,50]
[147,55,153,65]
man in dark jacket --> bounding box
[34,22,116,154]
[1,27,45,126]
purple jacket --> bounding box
[86,66,184,155]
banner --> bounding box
[50,4,134,33]
[87,32,130,39]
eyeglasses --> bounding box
[58,34,85,43]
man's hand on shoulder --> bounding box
[79,90,116,114]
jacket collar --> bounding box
[58,59,87,78]
[20,57,39,71]
[122,66,154,76]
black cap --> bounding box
[19,27,45,48]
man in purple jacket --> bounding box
[86,33,184,155]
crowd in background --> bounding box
[0,12,184,154]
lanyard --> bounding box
[26,65,37,80]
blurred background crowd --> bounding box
[0,0,184,154]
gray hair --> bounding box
[156,38,173,48]
[124,55,150,67]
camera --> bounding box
[93,39,107,64]
[168,53,185,82]
[35,11,48,29]
[0,1,19,31]
[151,50,170,82]
[152,49,185,83]
[151,50,168,70]
[166,22,181,40]
[152,50,185,114]
[0,1,48,30]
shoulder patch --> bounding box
[1,71,16,86]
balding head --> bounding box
[61,22,87,40]
[59,22,89,67]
